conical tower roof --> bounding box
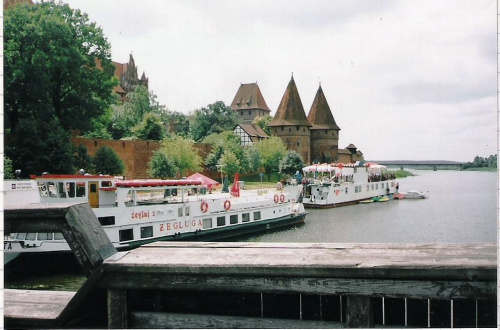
[307,85,340,130]
[230,83,271,112]
[269,76,311,127]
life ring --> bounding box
[274,194,279,203]
[279,194,285,203]
[224,200,231,210]
[200,201,208,213]
[41,186,47,192]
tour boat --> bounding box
[301,162,399,208]
[4,174,307,263]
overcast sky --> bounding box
[62,0,497,162]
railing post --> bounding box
[346,295,373,328]
[108,289,128,329]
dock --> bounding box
[4,203,497,328]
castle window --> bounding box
[303,129,305,132]
[296,126,299,130]
[325,130,327,134]
[297,142,300,146]
[275,129,277,133]
[240,111,243,116]
[94,141,98,147]
[332,132,335,136]
[281,127,284,131]
[123,142,125,148]
[248,111,251,115]
[289,128,291,132]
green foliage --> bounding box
[4,1,117,133]
[279,150,305,177]
[252,115,273,136]
[132,113,165,140]
[165,111,190,137]
[110,86,167,139]
[189,101,239,142]
[205,144,225,171]
[4,1,116,174]
[203,131,244,172]
[73,144,93,173]
[93,145,124,175]
[13,117,74,175]
[244,146,262,174]
[462,154,497,170]
[4,156,15,179]
[148,150,178,179]
[160,135,202,178]
[254,137,287,181]
[220,151,240,180]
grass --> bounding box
[392,170,415,178]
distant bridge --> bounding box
[368,160,465,171]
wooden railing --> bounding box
[4,204,497,328]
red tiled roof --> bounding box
[230,83,271,112]
[308,85,340,130]
[269,77,311,127]
[238,124,269,139]
[4,0,32,9]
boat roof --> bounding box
[116,180,203,188]
[35,174,115,180]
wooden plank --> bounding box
[99,273,496,300]
[108,289,128,329]
[4,289,75,328]
[130,311,346,329]
[102,243,496,281]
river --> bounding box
[5,170,497,291]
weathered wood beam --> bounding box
[130,311,345,329]
[346,296,373,328]
[108,289,128,329]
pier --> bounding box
[4,203,497,328]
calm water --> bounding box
[241,170,498,243]
[5,170,497,290]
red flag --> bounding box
[231,173,240,197]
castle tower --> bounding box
[268,76,312,164]
[230,83,271,124]
[308,84,341,163]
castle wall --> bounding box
[310,129,340,163]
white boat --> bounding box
[4,174,307,263]
[301,162,399,208]
[402,190,427,199]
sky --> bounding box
[62,0,497,162]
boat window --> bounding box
[38,182,49,197]
[101,181,113,187]
[67,182,76,198]
[178,208,183,217]
[371,184,374,190]
[376,184,378,189]
[98,216,115,226]
[47,182,57,197]
[140,226,153,238]
[230,214,238,224]
[242,213,250,223]
[119,229,134,242]
[203,218,212,229]
[367,185,370,191]
[254,211,261,221]
[15,233,26,240]
[76,182,86,197]
[185,207,190,216]
[217,216,226,227]
[354,168,357,173]
[54,233,65,240]
[26,233,36,240]
[345,188,348,194]
[57,182,66,198]
[37,233,52,240]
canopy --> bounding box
[302,163,337,173]
[186,173,220,189]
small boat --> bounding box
[393,193,405,200]
[402,190,428,199]
[4,174,308,264]
[359,199,374,204]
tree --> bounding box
[109,86,167,139]
[132,113,165,140]
[279,150,305,177]
[4,156,15,179]
[93,146,124,175]
[252,115,273,136]
[245,146,262,174]
[255,137,287,181]
[160,135,202,178]
[189,101,239,142]
[220,151,240,180]
[5,1,117,133]
[148,150,177,179]
[4,1,116,173]
[73,144,93,173]
[165,111,190,137]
